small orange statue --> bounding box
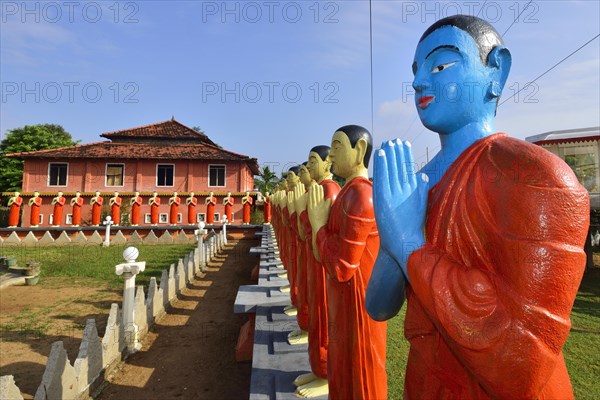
[51,191,66,226]
[242,191,253,224]
[109,192,122,225]
[70,191,84,226]
[205,191,217,224]
[186,192,197,224]
[90,191,103,226]
[29,191,42,227]
[169,192,181,225]
[7,191,22,228]
[130,192,142,226]
[149,192,160,225]
[223,191,234,222]
[263,191,271,224]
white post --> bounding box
[115,247,146,352]
[103,216,113,247]
[222,216,228,246]
[195,222,207,272]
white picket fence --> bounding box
[0,231,225,400]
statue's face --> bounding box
[115,192,119,197]
[153,192,157,197]
[58,191,63,196]
[329,131,360,179]
[95,191,100,196]
[299,166,312,185]
[76,192,80,196]
[135,192,139,196]
[190,192,194,197]
[412,26,499,134]
[174,192,178,196]
[286,172,300,188]
[307,151,330,181]
[15,191,20,197]
[34,191,39,196]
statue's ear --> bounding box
[488,46,512,91]
[354,138,368,166]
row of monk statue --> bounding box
[267,15,588,400]
[6,190,258,227]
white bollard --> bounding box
[222,216,228,246]
[103,216,114,247]
[195,222,207,272]
[115,246,146,352]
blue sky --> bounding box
[1,0,599,177]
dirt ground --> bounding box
[0,238,257,399]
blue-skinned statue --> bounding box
[366,15,589,399]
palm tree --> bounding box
[255,166,278,194]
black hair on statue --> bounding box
[302,161,308,166]
[288,165,301,175]
[336,125,373,168]
[310,145,331,162]
[419,15,503,66]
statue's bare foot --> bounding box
[280,285,290,293]
[277,272,288,279]
[287,329,308,345]
[296,378,328,398]
[284,305,296,312]
[284,306,297,316]
[293,372,317,387]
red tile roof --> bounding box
[6,141,260,175]
[100,118,216,145]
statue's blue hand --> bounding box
[373,139,429,278]
[366,247,406,320]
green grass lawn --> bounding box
[0,243,197,288]
[386,269,600,400]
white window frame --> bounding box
[214,212,220,222]
[159,213,169,224]
[49,214,54,225]
[156,163,175,187]
[38,214,44,225]
[208,164,226,188]
[66,214,73,225]
[47,162,69,187]
[197,213,206,222]
[105,163,125,187]
[144,214,152,224]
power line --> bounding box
[499,33,600,106]
[502,0,533,37]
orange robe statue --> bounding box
[130,195,142,225]
[8,195,22,227]
[291,208,308,330]
[404,134,589,399]
[71,196,84,226]
[243,196,253,224]
[264,195,271,223]
[300,179,340,379]
[110,196,122,225]
[187,194,197,224]
[29,195,42,226]
[52,195,66,225]
[206,195,216,224]
[150,196,160,225]
[224,195,234,222]
[91,194,103,226]
[169,194,180,224]
[315,176,387,399]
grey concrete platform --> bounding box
[236,225,326,400]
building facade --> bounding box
[5,119,259,227]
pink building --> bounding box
[5,119,259,227]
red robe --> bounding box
[243,196,253,223]
[130,196,142,225]
[91,196,103,225]
[8,197,22,227]
[30,197,42,226]
[224,197,234,222]
[405,134,589,399]
[187,197,197,224]
[300,179,340,378]
[283,207,298,306]
[151,198,161,224]
[71,197,84,226]
[316,176,387,400]
[290,210,308,331]
[264,196,271,223]
[206,197,217,224]
[111,197,122,225]
[170,196,180,224]
[52,196,66,225]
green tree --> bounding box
[254,166,278,194]
[0,124,79,193]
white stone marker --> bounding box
[195,221,207,272]
[115,246,146,352]
[103,216,114,247]
[222,215,228,245]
